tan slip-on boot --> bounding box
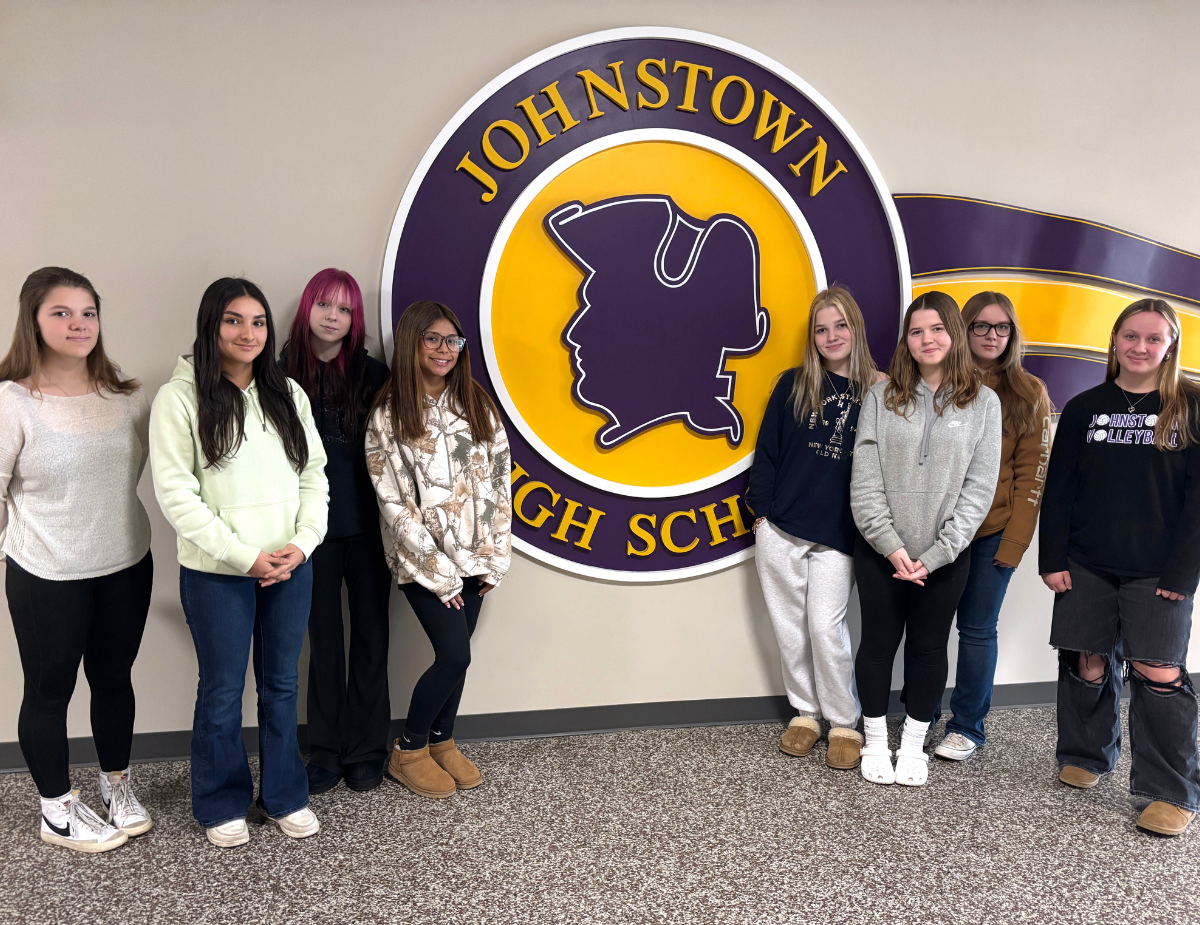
[387,741,456,799]
[1137,801,1195,836]
[826,727,863,770]
[429,739,483,790]
[780,716,821,757]
[1059,765,1101,789]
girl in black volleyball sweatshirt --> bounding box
[1039,382,1200,594]
[1039,299,1200,837]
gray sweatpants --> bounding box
[755,522,860,728]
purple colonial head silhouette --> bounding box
[545,195,770,449]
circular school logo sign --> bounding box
[382,28,909,581]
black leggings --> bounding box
[400,576,484,748]
[306,531,394,770]
[6,552,154,797]
[853,535,971,722]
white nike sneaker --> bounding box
[100,768,153,836]
[206,818,250,848]
[40,790,129,853]
[934,732,978,761]
[269,806,320,839]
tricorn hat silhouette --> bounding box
[545,195,770,448]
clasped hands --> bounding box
[887,548,929,586]
[248,544,306,587]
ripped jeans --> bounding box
[1050,559,1200,812]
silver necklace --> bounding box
[1117,385,1153,414]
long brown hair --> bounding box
[374,301,498,444]
[192,278,308,472]
[0,266,138,394]
[884,291,980,417]
[961,291,1050,437]
[788,285,879,422]
[1106,298,1199,451]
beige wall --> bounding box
[2,1,1199,741]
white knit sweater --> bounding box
[0,380,152,580]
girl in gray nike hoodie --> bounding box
[850,292,1002,787]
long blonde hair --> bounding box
[884,291,980,417]
[0,266,137,394]
[961,291,1050,437]
[788,285,879,422]
[1106,298,1199,451]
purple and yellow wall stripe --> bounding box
[895,195,1200,411]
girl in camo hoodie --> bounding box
[366,300,511,800]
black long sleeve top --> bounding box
[1038,380,1200,595]
[745,369,862,555]
[283,348,390,541]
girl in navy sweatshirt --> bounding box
[747,286,882,772]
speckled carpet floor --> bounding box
[1,707,1197,924]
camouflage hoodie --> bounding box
[365,390,512,602]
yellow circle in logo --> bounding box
[488,139,817,490]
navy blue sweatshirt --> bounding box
[746,369,862,555]
[1038,380,1200,595]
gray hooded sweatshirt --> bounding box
[851,379,1002,574]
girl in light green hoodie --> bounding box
[149,278,328,849]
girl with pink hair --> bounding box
[281,269,391,795]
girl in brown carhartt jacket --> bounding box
[978,365,1052,569]
[928,292,1051,762]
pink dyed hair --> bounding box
[287,268,366,373]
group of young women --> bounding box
[749,285,1200,836]
[1,267,511,853]
[1,264,1196,854]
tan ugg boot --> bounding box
[1137,801,1194,836]
[386,742,456,798]
[780,716,821,757]
[429,739,483,790]
[1059,765,1100,789]
[826,727,863,770]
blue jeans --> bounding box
[180,563,312,828]
[944,531,1015,746]
[903,531,1015,741]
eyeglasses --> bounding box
[969,322,1013,337]
[422,332,466,352]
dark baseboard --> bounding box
[0,678,1084,774]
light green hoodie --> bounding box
[149,356,329,576]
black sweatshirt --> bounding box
[746,369,862,555]
[283,349,390,540]
[1038,380,1200,595]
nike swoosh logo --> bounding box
[42,814,71,838]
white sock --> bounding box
[899,716,930,757]
[863,715,889,752]
[40,791,72,825]
[99,767,128,801]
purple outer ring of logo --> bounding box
[383,30,908,580]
